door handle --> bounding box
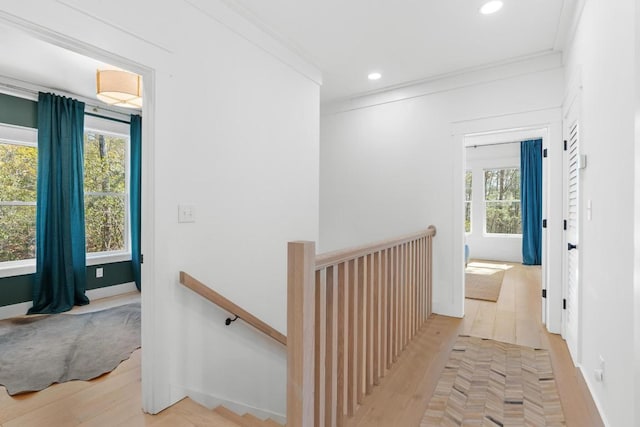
[568,243,577,251]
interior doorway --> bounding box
[452,108,564,334]
[463,129,546,334]
[0,16,156,411]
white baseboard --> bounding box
[176,386,286,424]
[0,281,138,320]
[86,281,137,301]
[0,301,32,320]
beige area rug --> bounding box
[421,335,565,426]
[465,261,509,302]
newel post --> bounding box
[287,241,316,427]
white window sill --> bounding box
[0,259,36,278]
[0,252,132,278]
[482,233,523,238]
[86,252,132,266]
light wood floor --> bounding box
[0,267,604,426]
[345,261,603,427]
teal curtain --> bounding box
[29,92,89,314]
[130,115,142,290]
[520,139,543,265]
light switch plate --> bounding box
[178,204,196,223]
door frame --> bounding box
[452,108,563,332]
[0,13,162,412]
[561,83,583,364]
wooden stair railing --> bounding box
[179,271,287,346]
[287,225,437,427]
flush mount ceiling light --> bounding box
[480,0,503,15]
[368,72,382,81]
[96,69,142,109]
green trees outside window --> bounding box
[465,171,472,233]
[84,131,127,254]
[0,126,129,264]
[0,142,37,262]
[484,168,521,235]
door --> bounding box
[562,108,581,362]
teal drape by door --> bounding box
[520,139,543,266]
[29,92,90,314]
[130,114,142,290]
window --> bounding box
[84,119,130,256]
[484,168,521,235]
[465,171,472,233]
[0,125,37,263]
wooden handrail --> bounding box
[315,225,436,269]
[179,271,287,346]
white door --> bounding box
[562,111,581,362]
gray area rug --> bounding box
[0,303,140,395]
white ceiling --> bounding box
[225,0,574,102]
[0,22,116,103]
[0,1,574,104]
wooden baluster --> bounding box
[357,256,365,404]
[405,242,410,348]
[419,237,424,326]
[287,241,316,427]
[315,269,325,427]
[410,240,415,339]
[337,263,346,426]
[413,240,420,335]
[386,247,393,369]
[347,259,356,416]
[325,266,335,427]
[381,249,388,377]
[366,253,373,395]
[373,251,380,386]
[398,243,407,353]
[408,242,412,348]
[423,237,427,322]
[407,242,411,346]
[394,244,400,361]
[416,239,421,328]
[397,244,402,353]
[389,246,398,366]
[428,234,433,317]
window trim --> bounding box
[0,124,38,273]
[84,120,131,258]
[464,170,472,235]
[0,119,133,275]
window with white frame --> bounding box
[484,167,521,235]
[84,117,130,256]
[0,124,38,263]
[465,170,472,233]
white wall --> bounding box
[320,54,563,317]
[465,143,522,263]
[563,1,636,425]
[0,0,320,417]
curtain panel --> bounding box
[520,139,543,266]
[29,92,89,314]
[130,114,142,290]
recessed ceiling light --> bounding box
[480,0,503,15]
[368,72,382,81]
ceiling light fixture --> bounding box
[480,0,503,15]
[368,72,382,81]
[96,69,143,109]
